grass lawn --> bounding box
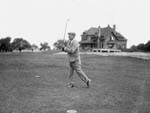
[0,52,150,113]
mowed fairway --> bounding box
[0,52,150,113]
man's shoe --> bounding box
[86,79,91,88]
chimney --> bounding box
[98,26,101,37]
[97,26,101,48]
[113,24,116,31]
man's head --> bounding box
[68,32,76,40]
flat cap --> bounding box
[68,32,76,36]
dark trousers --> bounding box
[69,61,89,84]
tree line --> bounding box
[1,36,150,52]
[0,37,51,52]
[127,40,150,52]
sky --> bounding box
[0,0,150,48]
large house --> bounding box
[80,25,127,50]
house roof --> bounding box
[83,25,127,41]
[83,27,99,35]
[112,32,127,41]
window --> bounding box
[108,43,114,48]
[87,36,91,41]
[82,36,87,40]
[91,37,97,42]
[122,44,126,48]
[110,35,114,41]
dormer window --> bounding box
[82,36,87,40]
[110,35,114,41]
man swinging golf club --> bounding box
[61,32,91,88]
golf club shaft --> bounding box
[63,19,69,43]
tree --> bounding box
[40,42,50,51]
[0,37,12,52]
[136,43,145,51]
[11,38,31,52]
[128,45,138,52]
[31,44,38,52]
[145,40,150,52]
[53,39,67,49]
[127,40,150,52]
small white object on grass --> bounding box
[35,75,40,78]
[67,110,77,113]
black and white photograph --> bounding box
[0,0,150,113]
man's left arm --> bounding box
[64,40,78,54]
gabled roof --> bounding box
[101,27,112,37]
[112,32,127,41]
[83,27,98,35]
[82,25,127,41]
